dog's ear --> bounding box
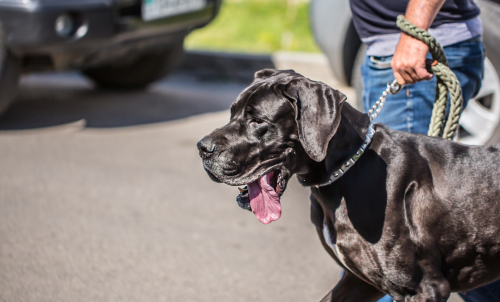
[253,69,279,81]
[279,78,347,162]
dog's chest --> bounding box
[322,222,352,272]
[322,221,387,287]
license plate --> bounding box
[142,0,207,21]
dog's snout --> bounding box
[197,138,216,159]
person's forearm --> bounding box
[405,0,446,30]
[391,0,447,84]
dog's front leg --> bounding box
[406,278,450,302]
[320,271,386,302]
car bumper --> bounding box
[0,0,220,69]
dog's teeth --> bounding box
[280,177,285,188]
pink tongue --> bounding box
[247,172,281,224]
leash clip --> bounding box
[388,79,403,95]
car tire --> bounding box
[83,41,184,89]
[468,0,500,145]
[351,0,500,145]
[0,24,21,116]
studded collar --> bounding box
[299,125,376,188]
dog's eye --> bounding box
[248,117,268,135]
[250,118,265,125]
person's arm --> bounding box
[391,0,446,85]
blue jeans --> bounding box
[362,37,484,134]
[361,38,500,302]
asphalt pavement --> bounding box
[0,69,462,302]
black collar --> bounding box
[298,125,375,188]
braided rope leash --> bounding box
[396,15,463,140]
[312,18,463,188]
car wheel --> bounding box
[459,57,500,145]
[460,0,500,145]
[83,41,184,89]
[0,25,21,115]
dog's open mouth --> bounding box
[236,171,286,224]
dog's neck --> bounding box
[297,103,370,186]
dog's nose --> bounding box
[197,138,216,159]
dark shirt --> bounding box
[350,0,480,39]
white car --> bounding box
[311,0,500,145]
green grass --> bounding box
[185,0,320,54]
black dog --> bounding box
[197,69,500,301]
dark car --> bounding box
[0,0,221,114]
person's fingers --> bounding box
[405,67,420,84]
[395,66,432,84]
[422,73,434,81]
[392,60,417,84]
[394,71,406,85]
[398,69,415,84]
[403,72,415,84]
[416,66,434,81]
[394,69,415,84]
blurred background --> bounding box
[1,0,499,301]
[186,0,319,53]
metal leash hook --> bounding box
[368,79,404,121]
[388,79,403,95]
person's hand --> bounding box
[391,33,433,85]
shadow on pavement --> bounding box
[0,71,249,130]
